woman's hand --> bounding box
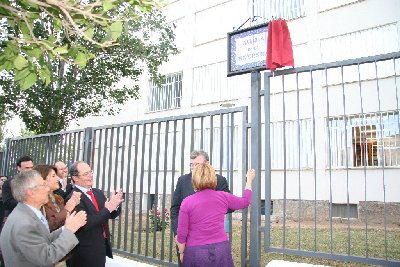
[245,169,256,190]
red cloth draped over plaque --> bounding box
[266,19,294,71]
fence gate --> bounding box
[261,52,400,267]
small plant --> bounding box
[149,207,170,231]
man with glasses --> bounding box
[171,150,231,266]
[0,170,87,267]
[68,161,123,267]
[54,161,73,200]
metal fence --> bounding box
[1,107,251,266]
[1,52,399,267]
[262,51,400,267]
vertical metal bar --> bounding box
[296,72,301,250]
[325,67,333,253]
[250,71,261,266]
[228,112,234,242]
[264,73,272,254]
[357,63,369,258]
[130,124,140,253]
[117,126,127,250]
[339,66,351,256]
[83,127,94,166]
[101,129,108,192]
[190,117,194,152]
[67,132,73,163]
[219,114,224,175]
[111,127,121,245]
[281,75,287,249]
[200,116,204,149]
[374,60,388,259]
[152,122,161,258]
[241,107,249,267]
[181,120,186,176]
[107,127,115,198]
[160,121,169,260]
[94,130,102,194]
[2,139,11,175]
[145,123,154,257]
[76,131,83,161]
[138,123,147,254]
[210,116,214,164]
[393,58,399,167]
[71,132,77,164]
[168,120,178,262]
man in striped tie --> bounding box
[68,161,123,267]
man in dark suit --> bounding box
[54,161,73,200]
[68,161,123,267]
[170,150,231,265]
[2,156,34,216]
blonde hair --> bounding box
[192,163,217,191]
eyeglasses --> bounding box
[79,170,93,177]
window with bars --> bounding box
[327,111,400,168]
[148,72,182,112]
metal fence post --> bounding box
[83,127,94,166]
[1,138,11,176]
[250,71,262,266]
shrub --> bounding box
[149,207,170,231]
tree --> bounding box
[0,9,178,134]
[0,0,158,89]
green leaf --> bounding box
[38,66,51,86]
[20,22,30,36]
[22,46,42,58]
[14,68,31,81]
[14,55,29,70]
[19,72,37,90]
[110,21,123,40]
[53,18,63,31]
[84,27,94,39]
[74,52,87,68]
[103,0,115,12]
[54,45,69,55]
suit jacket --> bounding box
[170,172,230,235]
[0,203,78,267]
[54,179,73,200]
[69,187,121,267]
[2,178,17,216]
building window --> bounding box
[148,72,182,112]
[328,111,400,168]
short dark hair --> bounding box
[69,161,85,177]
[190,150,209,162]
[16,156,33,167]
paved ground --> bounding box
[266,260,329,267]
[106,255,156,267]
[106,256,331,267]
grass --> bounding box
[110,212,400,266]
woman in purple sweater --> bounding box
[176,163,255,266]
